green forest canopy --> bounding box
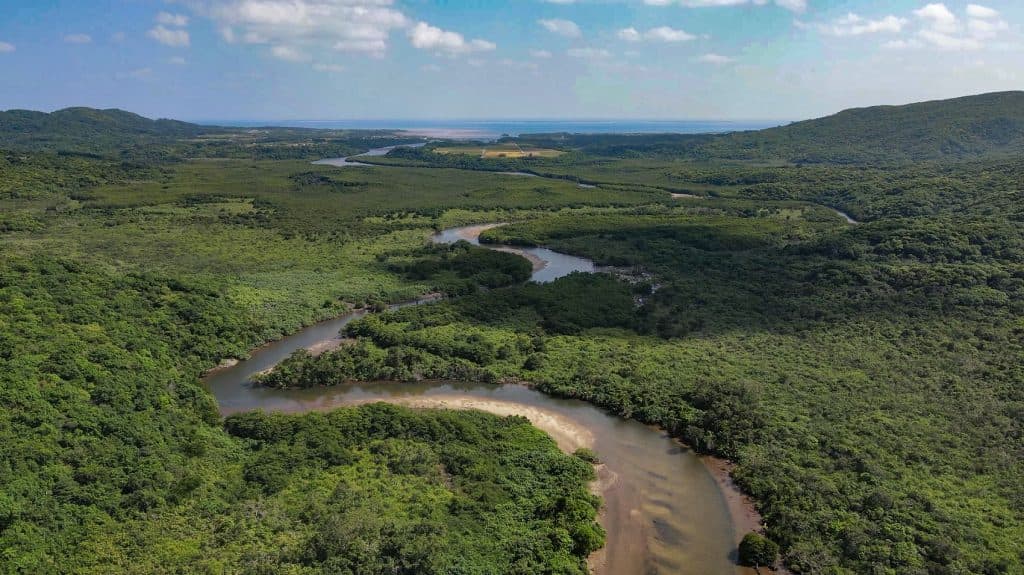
[1,91,1023,574]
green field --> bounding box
[434,142,565,159]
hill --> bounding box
[709,91,1024,163]
[0,107,214,155]
[511,91,1024,164]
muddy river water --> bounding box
[203,224,756,574]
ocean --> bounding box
[201,119,784,140]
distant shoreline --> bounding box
[190,118,786,139]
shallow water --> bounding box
[431,224,595,283]
[312,142,426,167]
[202,225,747,575]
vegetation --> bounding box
[255,171,1024,572]
[740,532,780,568]
[222,405,602,574]
[510,91,1024,164]
[434,143,565,159]
[2,93,1024,573]
[0,107,424,161]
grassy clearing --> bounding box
[434,142,564,159]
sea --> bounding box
[200,119,784,140]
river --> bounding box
[202,225,756,575]
[312,143,426,167]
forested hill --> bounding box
[511,91,1024,164]
[0,107,214,154]
[708,90,1024,163]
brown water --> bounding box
[202,226,748,575]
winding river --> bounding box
[203,224,757,575]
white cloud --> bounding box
[965,4,999,20]
[408,22,495,54]
[148,25,190,47]
[567,47,610,59]
[0,41,14,53]
[64,33,92,44]
[644,0,805,12]
[914,3,958,34]
[156,12,189,27]
[204,0,409,56]
[817,13,906,37]
[903,3,1009,51]
[617,27,641,42]
[918,28,982,50]
[530,49,552,58]
[539,19,581,38]
[271,44,309,61]
[115,67,153,80]
[618,26,695,42]
[697,52,734,64]
[774,0,806,12]
[169,56,187,65]
[313,62,344,72]
[500,58,539,71]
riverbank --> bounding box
[203,223,765,574]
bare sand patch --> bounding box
[492,246,547,272]
[453,222,507,242]
[349,395,593,453]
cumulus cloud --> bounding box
[814,13,907,37]
[271,44,309,61]
[156,12,189,26]
[313,62,344,72]
[64,34,92,44]
[800,3,1010,52]
[966,4,999,19]
[539,19,581,38]
[696,52,734,64]
[906,2,1009,51]
[644,0,805,12]
[198,1,490,59]
[619,26,695,42]
[201,0,409,56]
[0,41,14,53]
[500,58,539,71]
[567,47,610,59]
[115,67,153,80]
[408,22,495,54]
[148,25,190,47]
[914,3,958,34]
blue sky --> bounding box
[0,0,1020,120]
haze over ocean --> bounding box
[201,119,784,139]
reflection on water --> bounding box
[312,142,426,167]
[431,224,595,283]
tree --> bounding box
[739,532,779,568]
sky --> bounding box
[0,0,1020,121]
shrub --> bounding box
[739,532,779,567]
